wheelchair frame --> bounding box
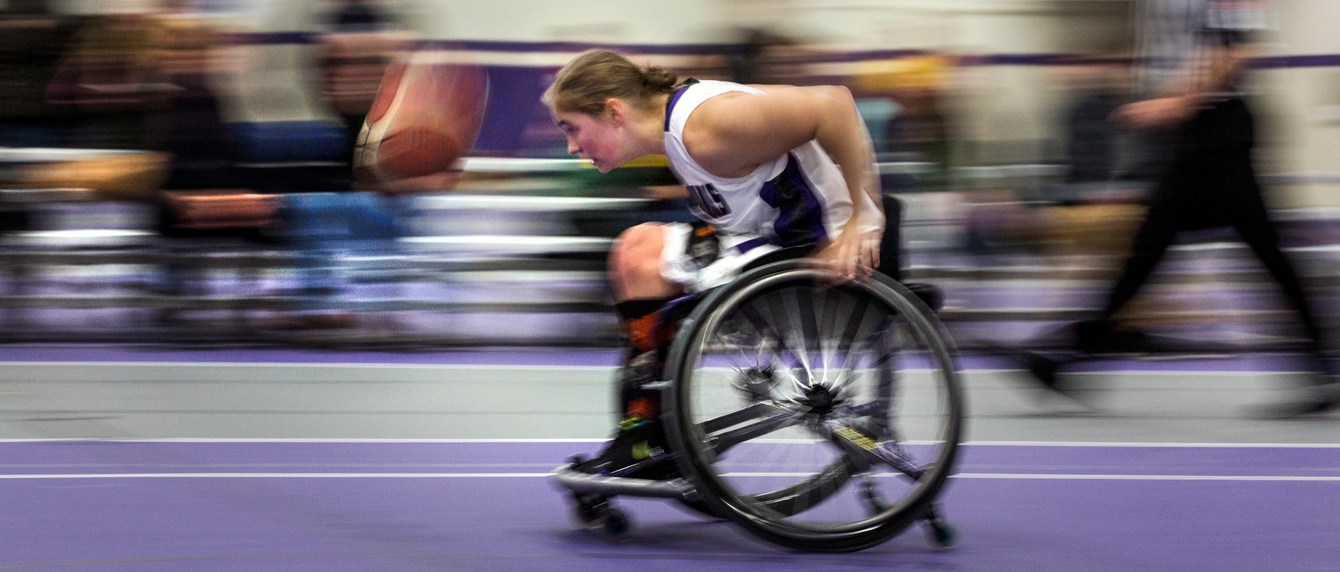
[552,255,963,551]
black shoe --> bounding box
[1252,397,1340,419]
[1252,373,1340,418]
[1294,397,1340,415]
[574,419,677,479]
[1020,351,1076,398]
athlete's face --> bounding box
[551,105,634,173]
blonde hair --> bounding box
[543,49,679,116]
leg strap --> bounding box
[614,297,676,420]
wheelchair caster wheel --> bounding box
[602,508,630,538]
[859,479,893,514]
[926,519,957,547]
[922,503,956,547]
[572,493,609,528]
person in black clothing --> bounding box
[1030,0,1339,416]
[321,0,399,170]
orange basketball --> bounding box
[355,53,488,185]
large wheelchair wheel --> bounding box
[663,260,964,552]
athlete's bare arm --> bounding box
[680,85,884,279]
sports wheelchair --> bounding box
[552,199,964,553]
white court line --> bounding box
[0,438,885,444]
[2,439,1339,447]
[952,473,1340,481]
[1,472,1338,481]
[0,362,1316,376]
[0,473,547,479]
[960,441,1340,448]
[0,361,615,371]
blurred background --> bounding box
[1,0,1339,355]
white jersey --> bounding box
[1135,0,1270,98]
[663,80,856,249]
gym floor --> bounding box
[1,345,1337,571]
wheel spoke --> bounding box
[796,286,821,386]
[764,289,814,391]
[834,288,873,363]
[737,302,798,373]
[717,313,770,371]
[823,294,879,398]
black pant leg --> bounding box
[1210,99,1327,352]
[1232,200,1328,352]
[1099,186,1183,319]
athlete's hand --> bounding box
[1111,96,1200,130]
[815,221,883,283]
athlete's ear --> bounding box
[604,98,625,125]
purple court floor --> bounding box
[0,343,1328,372]
[2,440,1337,572]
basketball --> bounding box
[354,52,488,185]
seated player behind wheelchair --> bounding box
[543,49,886,480]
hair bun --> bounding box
[641,65,679,93]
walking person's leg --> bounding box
[1024,179,1182,393]
[1084,200,1180,349]
[1232,197,1327,353]
[1217,125,1340,413]
[1232,209,1339,413]
[1024,130,1187,391]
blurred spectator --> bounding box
[150,18,235,191]
[0,0,79,148]
[1062,59,1126,186]
[147,18,282,324]
[726,28,796,85]
[729,27,817,87]
[0,1,72,241]
[265,0,414,331]
[1034,58,1145,257]
[45,8,169,150]
[854,55,952,189]
[319,0,408,169]
[1031,0,1339,416]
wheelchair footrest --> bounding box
[551,463,699,501]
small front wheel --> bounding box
[571,492,608,528]
[603,508,630,538]
[926,519,957,547]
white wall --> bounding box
[40,0,1338,204]
[1259,0,1340,207]
[401,0,730,44]
[755,0,1130,163]
[49,0,161,14]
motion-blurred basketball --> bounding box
[354,52,488,185]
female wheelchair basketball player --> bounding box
[544,50,962,551]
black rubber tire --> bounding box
[663,260,964,552]
[675,498,726,520]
